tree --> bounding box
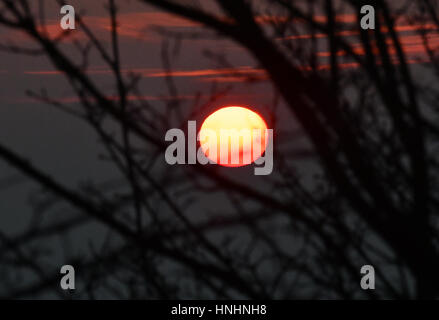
[0,0,438,299]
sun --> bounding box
[199,106,268,167]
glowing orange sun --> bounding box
[199,106,268,167]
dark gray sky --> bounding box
[0,0,437,299]
[0,0,434,235]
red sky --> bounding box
[0,0,438,104]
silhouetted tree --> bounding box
[0,0,438,299]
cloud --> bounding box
[21,52,431,84]
[315,32,439,57]
[90,11,198,41]
[146,66,263,78]
[255,14,358,25]
[0,10,198,44]
[12,94,200,104]
[279,23,439,41]
[22,66,265,79]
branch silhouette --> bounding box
[0,0,438,299]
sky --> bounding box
[0,4,278,295]
[1,1,437,102]
[0,0,437,238]
[0,0,438,298]
[0,1,436,109]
